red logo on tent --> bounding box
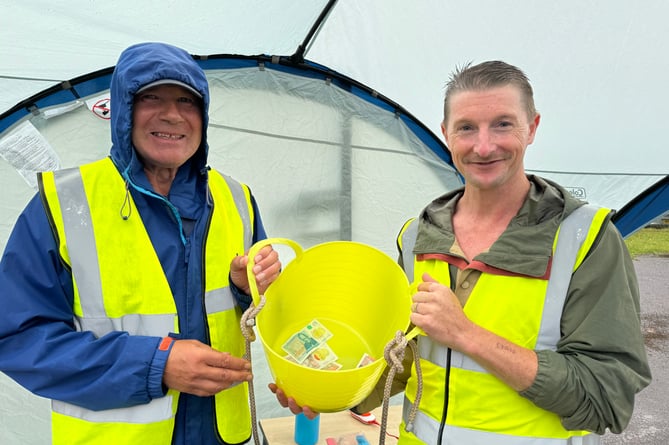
[92,98,111,120]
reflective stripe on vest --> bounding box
[204,173,253,316]
[205,171,255,444]
[42,158,254,444]
[398,218,419,283]
[399,205,605,444]
[402,400,601,445]
[221,174,253,252]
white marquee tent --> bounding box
[1,1,668,443]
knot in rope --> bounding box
[384,330,408,372]
[375,330,414,445]
[240,295,266,343]
[379,329,423,441]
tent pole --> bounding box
[340,113,352,241]
[290,0,339,63]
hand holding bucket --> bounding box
[246,238,413,412]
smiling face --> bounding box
[442,85,540,192]
[131,83,203,173]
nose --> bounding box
[473,127,495,157]
[158,99,183,123]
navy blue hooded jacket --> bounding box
[0,42,266,444]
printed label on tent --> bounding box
[86,94,111,120]
[0,121,61,189]
[565,186,587,200]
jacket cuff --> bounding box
[229,273,253,311]
[148,335,177,399]
[519,350,566,407]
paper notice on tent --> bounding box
[0,121,61,189]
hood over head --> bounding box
[109,42,210,180]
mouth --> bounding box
[469,159,501,166]
[151,131,184,140]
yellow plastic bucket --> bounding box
[246,238,412,413]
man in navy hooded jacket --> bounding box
[0,42,280,444]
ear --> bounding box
[527,113,541,145]
[440,121,449,146]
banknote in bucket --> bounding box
[356,353,375,368]
[302,343,338,369]
[282,319,333,363]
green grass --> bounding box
[624,227,669,258]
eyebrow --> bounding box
[451,113,520,125]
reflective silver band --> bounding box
[221,173,253,251]
[536,205,599,350]
[402,397,600,445]
[400,218,419,282]
[204,286,235,314]
[54,168,105,318]
[75,313,176,338]
[53,395,174,423]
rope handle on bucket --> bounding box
[242,238,302,445]
[240,297,266,445]
[246,237,303,307]
[377,329,424,445]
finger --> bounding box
[237,254,249,268]
[269,384,318,417]
[230,253,246,269]
[422,272,438,283]
[253,245,276,265]
[411,292,425,304]
[180,380,223,397]
[268,383,290,408]
[302,406,319,420]
[176,368,252,396]
[409,312,422,330]
[416,280,430,292]
[208,351,252,371]
[217,368,253,386]
[273,385,305,415]
[205,353,253,378]
[287,396,305,415]
[253,248,279,273]
[256,260,281,284]
[207,359,253,383]
[229,256,249,285]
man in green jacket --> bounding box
[273,60,651,444]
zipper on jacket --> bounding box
[437,263,458,445]
[437,348,452,445]
[199,197,245,445]
[199,197,221,442]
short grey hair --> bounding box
[443,61,537,125]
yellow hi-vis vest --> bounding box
[39,157,254,445]
[397,205,610,445]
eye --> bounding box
[136,93,159,103]
[494,120,514,130]
[177,96,196,105]
[176,96,200,110]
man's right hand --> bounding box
[163,339,252,396]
